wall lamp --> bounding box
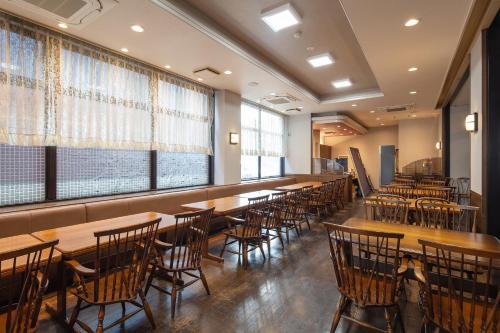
[229,132,240,145]
[435,141,442,150]
[465,112,478,132]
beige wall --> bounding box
[324,126,398,188]
[398,117,441,169]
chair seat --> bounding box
[223,225,261,240]
[156,246,200,271]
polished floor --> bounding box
[39,201,422,332]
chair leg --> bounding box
[145,264,156,296]
[68,298,82,329]
[121,301,126,317]
[96,305,105,333]
[266,230,271,255]
[304,215,311,230]
[330,295,347,333]
[293,221,301,238]
[243,242,249,269]
[171,274,178,319]
[276,228,284,248]
[285,226,290,244]
[384,307,394,333]
[139,289,156,329]
[199,267,210,295]
[259,242,266,261]
[396,305,405,333]
[219,235,229,257]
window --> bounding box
[57,148,150,199]
[240,102,286,180]
[0,13,214,206]
[0,144,45,206]
[157,152,209,189]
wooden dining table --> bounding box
[274,181,322,191]
[0,234,61,274]
[234,189,282,199]
[30,212,186,328]
[342,217,500,257]
[181,196,250,216]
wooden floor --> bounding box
[39,200,422,332]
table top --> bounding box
[31,212,175,258]
[234,190,282,199]
[275,181,322,191]
[0,234,61,273]
[181,196,249,216]
[342,218,500,256]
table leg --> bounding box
[45,259,72,330]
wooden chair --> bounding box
[67,218,160,333]
[456,177,471,204]
[145,208,214,318]
[0,240,58,333]
[309,183,330,218]
[246,194,270,216]
[416,240,499,333]
[415,197,451,229]
[261,203,285,254]
[219,210,266,269]
[335,178,346,209]
[381,185,413,199]
[365,197,409,224]
[324,223,407,333]
[280,190,303,242]
[415,187,451,201]
[432,203,480,233]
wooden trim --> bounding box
[435,0,491,108]
[481,29,488,236]
[470,191,483,232]
[442,104,450,177]
[150,150,157,190]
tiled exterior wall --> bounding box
[157,152,209,189]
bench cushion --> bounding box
[85,199,131,222]
[30,205,87,232]
[0,211,31,238]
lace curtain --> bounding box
[241,102,286,157]
[0,13,213,154]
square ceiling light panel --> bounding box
[307,53,334,68]
[261,3,301,32]
[332,79,352,88]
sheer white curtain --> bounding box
[241,103,260,156]
[0,18,53,146]
[57,44,152,150]
[260,110,285,157]
[153,75,213,154]
[0,13,214,154]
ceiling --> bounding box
[0,0,474,127]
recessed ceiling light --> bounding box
[411,114,417,118]
[380,123,385,126]
[131,25,144,32]
[404,18,420,27]
[409,91,417,94]
[376,117,381,121]
[58,22,68,29]
[307,53,334,68]
[197,78,203,81]
[298,106,303,109]
[224,70,232,75]
[370,110,375,114]
[306,46,315,52]
[408,67,418,72]
[164,65,171,69]
[270,92,276,96]
[248,81,259,87]
[332,79,352,88]
[352,104,357,107]
[261,3,301,32]
[343,128,347,131]
[120,48,129,53]
[337,125,341,128]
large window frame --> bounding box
[240,101,285,181]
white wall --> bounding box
[450,104,471,178]
[214,90,241,185]
[324,126,398,188]
[398,118,441,169]
[285,114,311,174]
[470,35,483,194]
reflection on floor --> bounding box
[39,200,422,332]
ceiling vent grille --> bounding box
[263,93,299,105]
[285,107,301,112]
[193,67,220,79]
[377,103,415,113]
[7,0,117,27]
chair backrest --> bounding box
[416,187,451,200]
[165,208,214,270]
[241,210,265,239]
[456,177,471,194]
[264,203,284,229]
[436,203,479,233]
[247,195,269,214]
[0,239,58,333]
[324,223,404,306]
[415,197,451,228]
[419,179,446,187]
[377,198,409,224]
[271,192,287,206]
[92,218,160,303]
[419,240,500,333]
[381,185,413,198]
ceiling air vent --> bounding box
[7,0,117,27]
[285,107,301,112]
[377,103,415,113]
[193,67,220,79]
[263,93,299,105]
